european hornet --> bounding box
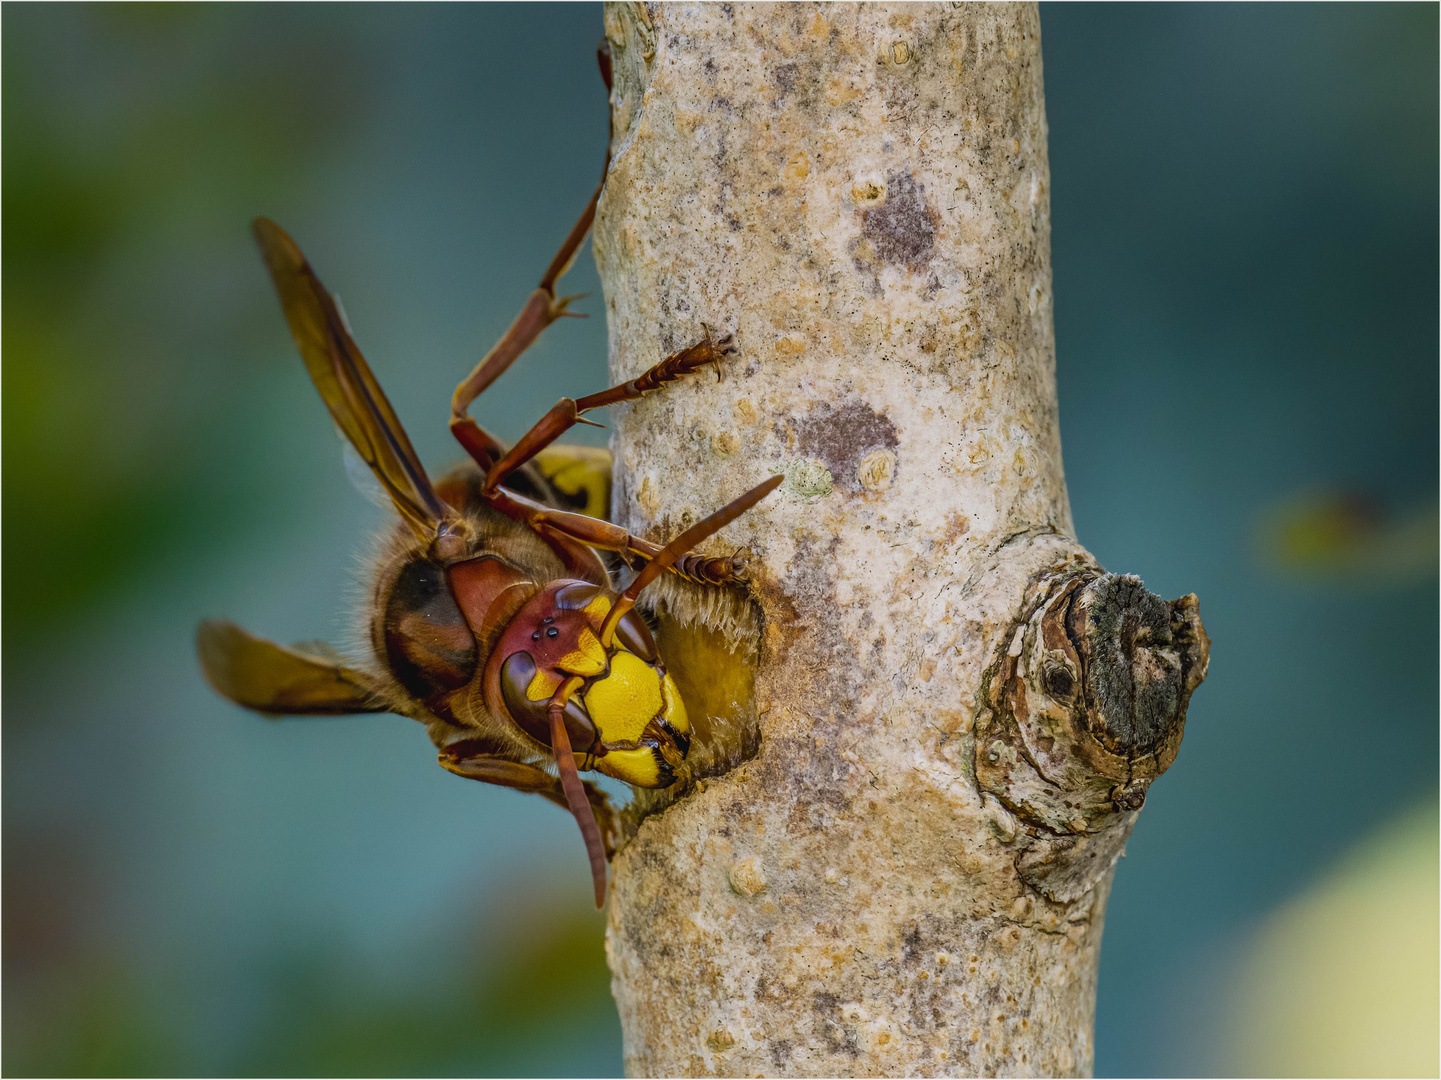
[197,50,778,907]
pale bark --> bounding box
[593,4,1209,1076]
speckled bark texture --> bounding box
[594,4,1208,1076]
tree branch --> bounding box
[594,4,1208,1075]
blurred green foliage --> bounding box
[2,4,364,632]
[9,899,613,1077]
[7,962,178,1077]
[233,903,614,1078]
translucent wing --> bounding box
[342,436,393,512]
[197,619,388,716]
[253,217,448,537]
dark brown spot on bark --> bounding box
[813,990,861,1057]
[773,62,798,98]
[862,172,936,268]
[782,399,899,493]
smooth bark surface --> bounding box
[594,4,1208,1075]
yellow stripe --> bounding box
[525,667,562,702]
[598,746,664,787]
[556,627,607,677]
[660,672,690,735]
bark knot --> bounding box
[973,562,1210,900]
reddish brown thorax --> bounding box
[447,555,536,648]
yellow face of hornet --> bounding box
[479,576,691,789]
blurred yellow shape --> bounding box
[1223,797,1439,1077]
[1258,490,1438,583]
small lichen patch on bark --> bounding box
[729,855,767,897]
[777,459,835,502]
[857,449,898,493]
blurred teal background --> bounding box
[3,4,1435,1076]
